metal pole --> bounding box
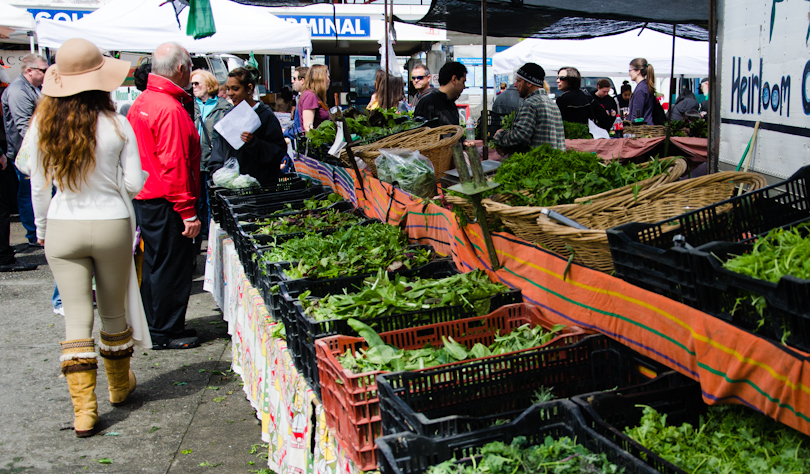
[664,23,676,157]
[708,0,719,174]
[383,0,389,108]
[481,0,488,161]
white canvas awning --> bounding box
[36,0,311,56]
[493,29,708,77]
[0,1,36,38]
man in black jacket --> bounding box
[413,62,467,128]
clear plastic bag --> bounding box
[211,158,260,189]
[375,148,436,199]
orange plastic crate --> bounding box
[315,303,587,471]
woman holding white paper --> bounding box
[208,67,287,186]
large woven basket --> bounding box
[534,171,768,273]
[341,125,463,179]
[482,157,688,249]
[624,124,666,138]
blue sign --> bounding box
[277,16,370,38]
[457,58,492,67]
[28,9,92,22]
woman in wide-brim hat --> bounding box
[28,37,151,437]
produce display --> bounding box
[265,193,344,216]
[300,269,508,322]
[338,318,565,373]
[670,118,708,138]
[306,108,420,148]
[626,405,810,474]
[563,121,593,139]
[249,208,364,235]
[259,223,433,280]
[722,223,810,285]
[500,110,516,130]
[493,146,675,207]
[426,436,622,474]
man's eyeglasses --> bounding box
[412,75,427,81]
[31,67,47,73]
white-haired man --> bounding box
[128,42,201,350]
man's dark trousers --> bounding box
[134,198,194,344]
[0,162,15,265]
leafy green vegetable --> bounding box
[670,118,708,138]
[250,208,364,236]
[426,436,623,474]
[376,150,436,200]
[500,111,517,130]
[300,269,508,322]
[259,223,432,280]
[563,121,593,139]
[492,145,675,208]
[338,318,565,373]
[626,405,810,474]
[306,108,419,148]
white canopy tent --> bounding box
[493,28,708,77]
[0,1,36,47]
[36,0,311,56]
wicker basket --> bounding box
[535,171,768,273]
[482,157,688,252]
[624,124,666,138]
[341,125,464,179]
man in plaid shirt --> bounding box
[493,63,565,153]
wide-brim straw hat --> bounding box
[42,38,130,97]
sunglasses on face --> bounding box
[191,82,201,86]
[556,76,567,80]
[31,67,48,73]
[412,75,427,81]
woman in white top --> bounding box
[29,38,147,438]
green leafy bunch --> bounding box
[501,111,517,130]
[563,121,594,139]
[301,269,509,322]
[251,208,363,235]
[427,436,623,474]
[259,223,432,280]
[338,318,565,373]
[493,145,675,207]
[670,118,708,138]
[626,405,810,473]
[306,108,419,148]
[264,193,344,216]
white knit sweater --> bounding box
[29,113,146,241]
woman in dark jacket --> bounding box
[208,67,287,186]
[670,87,700,121]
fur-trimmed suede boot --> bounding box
[99,326,136,406]
[60,339,98,437]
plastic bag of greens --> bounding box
[212,158,240,188]
[375,148,436,199]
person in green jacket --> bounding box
[191,69,231,242]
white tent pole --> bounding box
[29,32,35,54]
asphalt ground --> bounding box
[0,219,267,474]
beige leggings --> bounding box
[46,219,132,340]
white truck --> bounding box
[716,0,810,182]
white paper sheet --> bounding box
[214,101,262,150]
[588,119,610,139]
[328,121,346,158]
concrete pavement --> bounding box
[0,219,265,474]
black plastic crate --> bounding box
[294,278,522,397]
[377,335,667,439]
[209,174,307,224]
[689,238,810,352]
[274,256,454,379]
[375,399,661,474]
[233,198,353,227]
[607,165,810,308]
[571,371,704,474]
[219,185,332,237]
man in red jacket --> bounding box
[129,42,201,350]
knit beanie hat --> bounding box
[516,63,545,87]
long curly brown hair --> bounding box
[34,91,117,192]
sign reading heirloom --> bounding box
[719,0,810,178]
[277,15,370,37]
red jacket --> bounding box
[128,74,201,220]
